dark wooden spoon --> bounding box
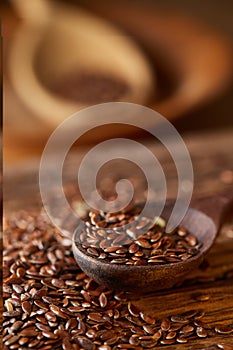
[72,191,233,293]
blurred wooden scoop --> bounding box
[81,0,233,119]
[8,0,155,127]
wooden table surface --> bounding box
[4,129,233,349]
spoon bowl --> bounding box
[72,192,233,293]
[8,0,154,128]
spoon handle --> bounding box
[191,189,233,229]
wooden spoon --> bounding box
[72,191,233,293]
[80,0,233,118]
[8,0,154,127]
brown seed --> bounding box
[194,320,211,329]
[143,325,154,334]
[42,331,58,339]
[50,304,68,319]
[151,232,163,242]
[35,323,51,332]
[98,253,107,259]
[140,340,158,348]
[87,247,99,257]
[22,301,32,314]
[193,293,210,301]
[88,312,105,323]
[148,258,165,264]
[5,274,23,285]
[45,311,57,322]
[134,260,147,266]
[176,336,188,343]
[180,324,194,333]
[128,243,139,254]
[170,315,189,323]
[55,329,69,338]
[151,241,162,250]
[161,318,170,331]
[28,338,41,348]
[139,312,155,325]
[128,302,140,317]
[82,302,91,308]
[135,239,151,249]
[104,246,121,253]
[196,327,208,337]
[116,247,128,254]
[62,337,74,350]
[19,328,38,337]
[152,330,162,340]
[5,300,13,311]
[34,300,48,310]
[51,278,66,288]
[65,318,78,330]
[194,310,205,319]
[81,290,92,302]
[34,287,48,299]
[129,336,140,345]
[42,296,58,305]
[215,325,233,334]
[5,335,20,346]
[139,335,153,341]
[36,315,47,324]
[16,267,26,277]
[99,330,116,341]
[118,344,143,349]
[68,306,86,312]
[19,337,29,345]
[180,253,192,261]
[166,331,176,339]
[86,329,96,339]
[3,310,21,317]
[104,336,119,345]
[160,339,175,345]
[99,292,108,308]
[75,336,96,350]
[3,333,13,342]
[110,259,128,264]
[11,320,23,331]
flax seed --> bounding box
[215,325,233,334]
[161,318,170,331]
[196,327,208,337]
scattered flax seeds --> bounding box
[3,211,233,349]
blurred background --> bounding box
[2,0,233,212]
[2,0,233,162]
